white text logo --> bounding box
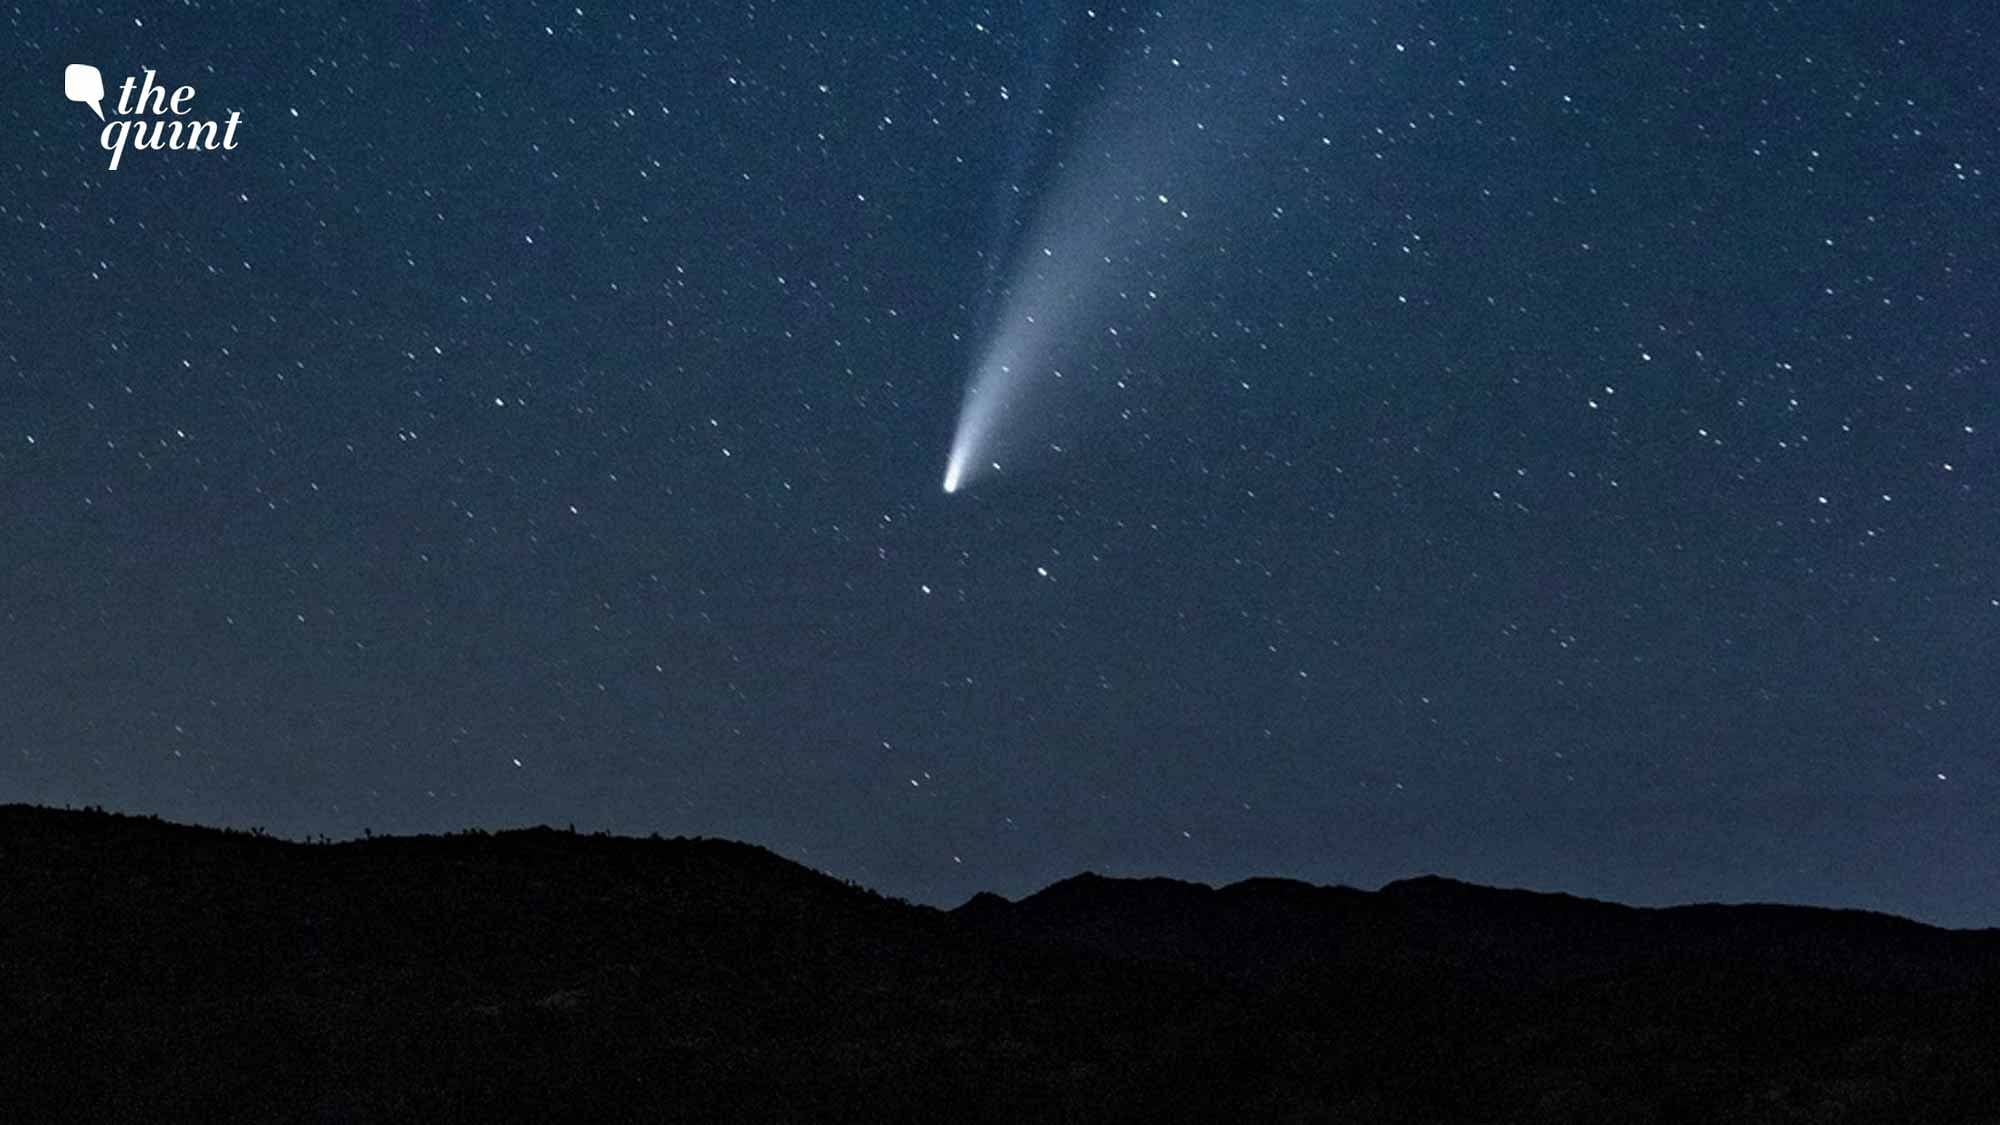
[66,65,243,171]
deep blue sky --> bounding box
[4,2,1997,926]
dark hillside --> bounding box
[3,805,1995,1123]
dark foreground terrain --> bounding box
[3,805,1995,1123]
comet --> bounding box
[942,248,1079,495]
[941,6,1254,495]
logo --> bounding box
[65,64,242,171]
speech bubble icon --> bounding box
[65,64,106,120]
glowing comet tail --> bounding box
[943,5,1246,494]
[941,357,1020,494]
[943,315,1044,495]
[943,217,1096,495]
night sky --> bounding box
[6,2,1997,927]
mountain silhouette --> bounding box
[3,804,1994,1122]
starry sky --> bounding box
[5,2,1997,926]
